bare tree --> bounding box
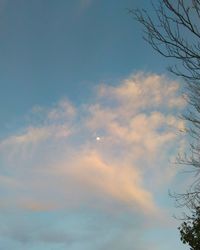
[131,0,200,212]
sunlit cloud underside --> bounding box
[0,72,185,216]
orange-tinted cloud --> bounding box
[0,73,185,216]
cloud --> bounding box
[0,73,185,217]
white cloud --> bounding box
[0,73,185,217]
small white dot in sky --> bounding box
[96,136,101,141]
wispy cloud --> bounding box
[0,73,185,217]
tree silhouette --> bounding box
[179,207,200,250]
[131,0,200,211]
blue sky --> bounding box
[0,1,190,250]
[0,0,170,135]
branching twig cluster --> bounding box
[131,0,200,211]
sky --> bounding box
[0,1,191,250]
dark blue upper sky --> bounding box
[0,0,169,132]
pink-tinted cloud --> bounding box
[0,73,185,217]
